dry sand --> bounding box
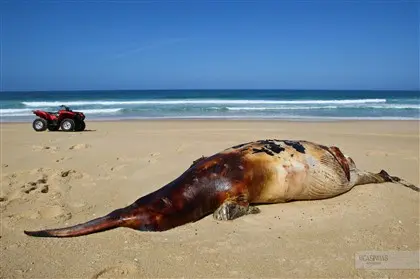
[1,120,419,278]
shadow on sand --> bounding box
[47,129,97,133]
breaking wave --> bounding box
[21,98,387,107]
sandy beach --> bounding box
[1,119,419,278]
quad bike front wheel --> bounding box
[75,120,86,131]
[60,118,76,132]
[32,118,48,132]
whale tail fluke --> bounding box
[352,168,419,192]
[377,169,419,192]
[24,213,124,238]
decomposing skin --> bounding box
[24,139,419,238]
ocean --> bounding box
[0,90,419,122]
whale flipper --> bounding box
[213,200,260,221]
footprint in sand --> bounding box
[55,157,71,163]
[29,167,52,175]
[32,145,59,152]
[69,143,91,150]
[57,169,85,182]
[0,194,6,204]
[91,263,139,279]
[0,168,88,233]
[1,168,84,211]
[0,175,51,207]
[110,164,128,172]
[1,176,72,227]
[20,175,49,195]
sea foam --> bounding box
[21,98,387,107]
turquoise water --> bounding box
[0,90,419,122]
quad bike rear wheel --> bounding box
[33,118,48,132]
[60,118,75,132]
[75,120,86,131]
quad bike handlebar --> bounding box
[59,105,72,111]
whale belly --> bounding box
[249,158,308,203]
[248,150,350,203]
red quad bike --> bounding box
[32,105,86,132]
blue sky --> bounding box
[1,1,419,91]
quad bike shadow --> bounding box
[32,105,87,132]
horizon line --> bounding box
[1,88,419,93]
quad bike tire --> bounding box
[33,118,48,132]
[60,118,76,132]
[75,120,86,131]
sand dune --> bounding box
[1,120,419,278]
